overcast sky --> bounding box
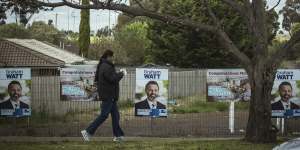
[6,0,286,32]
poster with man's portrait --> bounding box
[135,68,168,117]
[271,69,300,118]
[207,69,250,102]
[0,68,31,117]
[60,65,98,101]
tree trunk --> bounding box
[245,64,277,142]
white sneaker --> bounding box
[81,130,91,141]
[113,136,124,142]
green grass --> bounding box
[0,97,250,126]
[117,95,250,114]
[171,98,249,114]
[0,140,277,150]
[118,99,134,110]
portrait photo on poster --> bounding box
[0,68,31,117]
[271,69,300,118]
[134,68,168,117]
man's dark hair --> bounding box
[279,81,292,90]
[8,80,22,89]
[101,49,114,59]
[145,81,159,90]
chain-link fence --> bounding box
[0,68,299,138]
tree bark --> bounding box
[245,62,277,142]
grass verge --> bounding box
[0,139,277,150]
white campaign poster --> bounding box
[207,69,250,102]
[135,68,168,117]
[60,65,98,101]
[0,68,31,117]
[271,69,300,118]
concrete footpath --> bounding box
[0,136,243,142]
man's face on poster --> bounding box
[279,85,292,102]
[146,84,159,102]
[8,84,22,102]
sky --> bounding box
[6,0,286,33]
[7,7,120,33]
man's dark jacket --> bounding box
[0,100,29,109]
[95,59,123,101]
[271,100,300,110]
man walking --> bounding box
[81,49,125,142]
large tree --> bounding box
[145,0,255,67]
[114,21,151,65]
[28,21,65,45]
[0,22,64,44]
[23,0,300,142]
[78,0,90,57]
[0,23,30,38]
[1,0,48,25]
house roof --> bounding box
[0,39,85,67]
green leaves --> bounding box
[280,0,300,32]
[28,21,64,45]
[146,0,245,67]
[114,21,152,65]
[78,0,90,57]
[0,23,30,38]
[0,22,64,45]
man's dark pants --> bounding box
[86,99,124,137]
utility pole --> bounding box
[55,13,58,27]
[96,14,100,31]
[108,10,110,29]
[67,9,70,31]
[71,11,76,31]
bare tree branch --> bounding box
[39,0,253,69]
[132,0,145,10]
[37,0,217,32]
[39,0,254,70]
[267,0,281,12]
[106,0,113,6]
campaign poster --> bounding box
[0,68,31,117]
[271,69,300,118]
[207,69,250,102]
[60,65,98,101]
[135,68,168,117]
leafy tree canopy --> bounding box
[280,0,300,33]
[114,21,151,65]
[0,0,50,25]
[28,21,65,45]
[96,26,112,37]
[146,0,247,67]
[0,23,30,38]
[0,22,65,45]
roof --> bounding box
[0,39,85,67]
[6,39,84,64]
